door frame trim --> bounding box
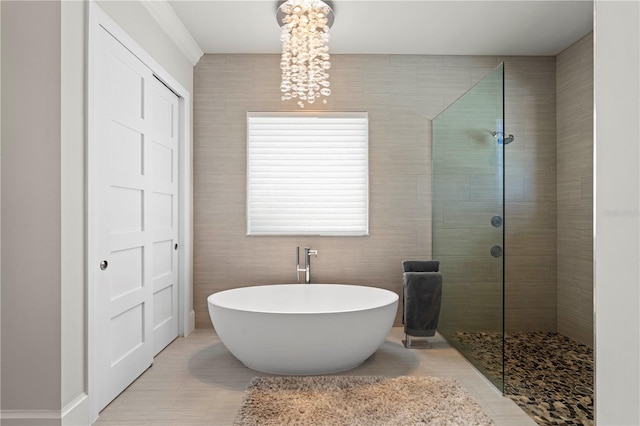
[87,3,194,423]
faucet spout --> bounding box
[303,247,318,284]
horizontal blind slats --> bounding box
[247,112,369,236]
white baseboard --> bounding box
[186,309,196,336]
[1,393,89,426]
[0,410,60,426]
[61,393,89,426]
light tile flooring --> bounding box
[94,328,536,426]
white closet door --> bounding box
[93,26,155,412]
[148,77,180,356]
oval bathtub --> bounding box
[208,284,399,375]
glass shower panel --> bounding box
[432,63,505,392]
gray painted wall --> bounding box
[556,33,594,347]
[1,0,62,414]
[0,1,194,423]
[193,54,557,331]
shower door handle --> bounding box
[490,245,503,257]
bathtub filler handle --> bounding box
[296,246,318,284]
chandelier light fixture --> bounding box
[276,0,334,108]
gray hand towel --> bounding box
[402,260,440,273]
[403,272,442,337]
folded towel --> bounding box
[402,260,439,273]
[403,271,443,337]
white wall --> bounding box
[594,1,640,424]
[61,1,89,423]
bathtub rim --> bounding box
[207,283,399,315]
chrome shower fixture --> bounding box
[491,131,515,145]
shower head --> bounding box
[491,131,515,145]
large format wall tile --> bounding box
[556,34,594,347]
[194,54,558,332]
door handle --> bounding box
[100,260,108,270]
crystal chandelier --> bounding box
[276,0,334,108]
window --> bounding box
[247,112,369,236]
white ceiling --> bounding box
[168,0,593,56]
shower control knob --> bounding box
[100,260,108,270]
[490,245,503,258]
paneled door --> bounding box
[148,77,180,356]
[93,26,179,412]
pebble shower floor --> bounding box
[455,331,593,426]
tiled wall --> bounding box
[504,57,558,332]
[556,34,594,347]
[193,54,557,330]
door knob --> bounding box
[100,260,108,270]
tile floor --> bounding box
[94,327,536,425]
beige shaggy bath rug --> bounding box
[233,375,494,425]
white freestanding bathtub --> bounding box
[207,284,399,375]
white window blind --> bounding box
[247,112,369,236]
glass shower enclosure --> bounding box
[432,64,505,391]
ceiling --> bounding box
[168,0,594,56]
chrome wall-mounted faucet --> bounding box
[296,246,318,284]
[305,248,318,283]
